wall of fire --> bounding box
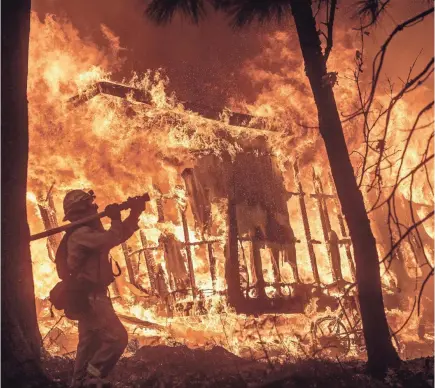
[32,83,433,319]
[36,142,360,317]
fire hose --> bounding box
[30,193,151,242]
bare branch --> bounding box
[380,210,434,265]
[417,269,434,315]
[365,7,434,114]
[324,0,337,63]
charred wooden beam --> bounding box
[186,239,222,246]
[251,229,267,300]
[311,171,341,282]
[180,208,197,299]
[328,229,344,284]
[129,246,160,255]
[139,230,157,293]
[207,242,217,293]
[311,173,331,238]
[328,172,356,279]
[245,281,303,289]
[153,185,165,223]
[154,263,172,316]
[226,170,244,308]
[158,239,175,292]
[181,168,212,235]
[67,81,282,132]
[292,163,321,285]
[68,82,151,108]
[238,240,251,296]
[269,247,283,295]
[121,242,136,286]
[128,238,223,257]
[313,172,333,232]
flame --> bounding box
[27,191,38,204]
[28,13,433,360]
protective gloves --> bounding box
[128,197,146,218]
[104,203,121,220]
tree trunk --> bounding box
[289,0,400,374]
[1,1,51,386]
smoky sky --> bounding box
[32,0,271,109]
[32,0,433,111]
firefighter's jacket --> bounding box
[67,218,138,288]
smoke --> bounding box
[32,0,433,103]
[32,0,270,110]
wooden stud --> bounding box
[180,208,197,299]
[293,163,321,285]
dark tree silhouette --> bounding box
[144,0,402,374]
[1,1,51,386]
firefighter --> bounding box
[59,190,145,388]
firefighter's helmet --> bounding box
[62,189,96,221]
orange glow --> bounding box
[28,13,433,360]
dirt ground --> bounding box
[42,345,434,388]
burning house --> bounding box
[27,13,433,360]
[35,80,357,315]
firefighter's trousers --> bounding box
[73,291,128,382]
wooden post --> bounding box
[238,240,250,297]
[207,242,217,292]
[270,247,282,295]
[293,163,321,285]
[328,172,356,279]
[226,165,243,308]
[180,209,197,299]
[311,170,341,282]
[313,173,333,230]
[121,242,136,286]
[139,230,157,292]
[252,229,267,300]
[204,214,217,292]
[153,185,165,223]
